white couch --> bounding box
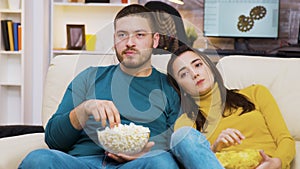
[0,54,299,169]
[216,55,300,168]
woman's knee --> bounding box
[144,151,179,169]
[121,150,179,169]
[170,127,209,150]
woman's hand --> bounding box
[255,150,282,169]
[106,141,155,162]
[70,99,121,130]
[211,128,245,152]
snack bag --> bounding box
[216,149,262,169]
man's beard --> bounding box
[115,46,152,69]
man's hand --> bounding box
[69,99,121,130]
[255,150,282,169]
[106,141,155,163]
[211,128,245,152]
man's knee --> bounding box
[19,149,58,168]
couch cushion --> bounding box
[42,54,118,127]
[151,54,171,73]
[0,133,47,169]
[216,55,300,141]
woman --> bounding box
[167,45,295,169]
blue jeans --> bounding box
[18,149,179,169]
[170,127,224,169]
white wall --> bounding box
[24,0,50,125]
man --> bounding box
[18,4,180,169]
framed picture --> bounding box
[66,24,86,50]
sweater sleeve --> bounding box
[174,113,196,131]
[254,85,295,169]
[45,67,96,151]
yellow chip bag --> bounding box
[216,149,262,169]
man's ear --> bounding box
[113,32,118,48]
[152,32,160,48]
[113,32,116,45]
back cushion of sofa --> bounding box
[42,54,118,127]
[216,55,300,141]
[152,54,171,73]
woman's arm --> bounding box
[254,85,295,169]
[211,128,245,152]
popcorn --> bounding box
[216,149,262,169]
[97,123,150,155]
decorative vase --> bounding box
[85,34,97,51]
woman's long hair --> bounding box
[167,45,255,131]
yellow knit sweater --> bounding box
[174,84,295,169]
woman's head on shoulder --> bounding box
[167,45,256,130]
[167,45,224,97]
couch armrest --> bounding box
[291,141,300,169]
[0,125,44,138]
[0,133,48,169]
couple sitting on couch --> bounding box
[18,4,295,169]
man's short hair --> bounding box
[114,4,157,33]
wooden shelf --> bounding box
[0,9,22,13]
[0,82,21,86]
[0,0,25,125]
[0,51,22,54]
[50,0,130,58]
[53,2,129,7]
[53,49,114,56]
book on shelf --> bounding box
[1,20,11,51]
[18,24,22,51]
[1,20,21,51]
[7,20,14,51]
[13,22,20,51]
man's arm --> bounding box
[45,67,121,151]
[69,99,121,130]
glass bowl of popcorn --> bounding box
[97,123,150,155]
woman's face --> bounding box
[172,51,214,96]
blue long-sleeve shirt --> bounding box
[45,64,180,156]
